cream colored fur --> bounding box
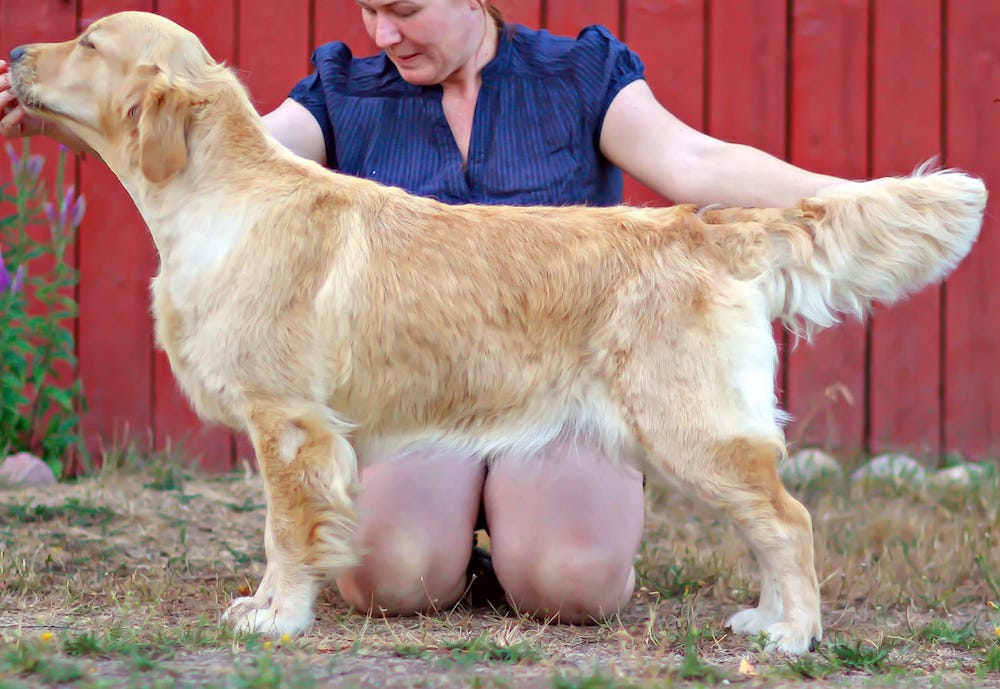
[11,11,987,654]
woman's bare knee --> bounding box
[337,523,470,614]
[483,443,645,623]
[493,540,636,623]
[335,450,485,615]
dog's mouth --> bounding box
[9,60,94,133]
[9,63,48,114]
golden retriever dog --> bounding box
[10,12,987,654]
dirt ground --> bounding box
[1,461,999,688]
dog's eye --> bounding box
[128,104,141,119]
[79,37,96,50]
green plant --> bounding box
[551,673,637,689]
[1,141,86,475]
[916,619,982,650]
[785,653,840,679]
[231,650,317,689]
[675,633,726,684]
[0,635,85,684]
[980,644,1000,675]
[442,634,542,665]
[826,638,892,672]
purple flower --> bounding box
[45,186,86,230]
[61,185,86,228]
[11,265,24,293]
[0,249,25,295]
[5,141,44,190]
[0,250,9,294]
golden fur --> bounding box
[10,12,987,653]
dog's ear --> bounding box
[134,65,190,184]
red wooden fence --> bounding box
[1,0,997,469]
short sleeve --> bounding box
[288,42,353,169]
[571,25,646,126]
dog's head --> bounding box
[10,11,224,183]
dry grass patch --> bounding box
[0,454,998,688]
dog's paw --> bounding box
[222,596,315,637]
[759,621,822,655]
[726,606,782,636]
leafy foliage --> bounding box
[0,141,87,474]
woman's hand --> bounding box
[0,59,45,138]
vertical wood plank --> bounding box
[944,0,1000,460]
[0,0,75,51]
[785,0,869,453]
[314,0,379,58]
[157,1,236,66]
[544,0,619,34]
[495,0,542,27]
[706,0,787,158]
[75,1,158,462]
[238,0,311,115]
[149,1,238,471]
[622,0,706,206]
[868,0,942,459]
[706,0,789,410]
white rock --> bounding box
[0,452,57,488]
[780,448,843,487]
[928,463,991,489]
[851,453,927,487]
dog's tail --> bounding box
[755,168,987,337]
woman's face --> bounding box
[357,0,489,85]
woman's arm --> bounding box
[600,80,846,208]
[261,98,328,167]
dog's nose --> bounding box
[9,46,26,62]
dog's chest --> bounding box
[151,278,249,429]
[146,202,262,425]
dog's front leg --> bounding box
[222,402,361,636]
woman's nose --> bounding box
[373,16,402,48]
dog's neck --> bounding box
[117,83,297,301]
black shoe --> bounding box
[464,544,507,610]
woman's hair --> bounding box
[481,1,504,28]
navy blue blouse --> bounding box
[289,24,645,207]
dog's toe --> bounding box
[726,607,781,636]
[222,596,314,637]
[761,621,823,655]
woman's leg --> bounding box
[483,442,645,623]
[336,449,486,615]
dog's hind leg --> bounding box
[711,439,820,653]
[613,299,820,653]
[222,401,360,636]
[642,433,821,654]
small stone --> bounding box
[929,463,991,490]
[0,452,56,488]
[851,453,927,487]
[780,449,843,488]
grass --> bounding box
[552,673,640,689]
[0,453,997,687]
[916,619,982,650]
